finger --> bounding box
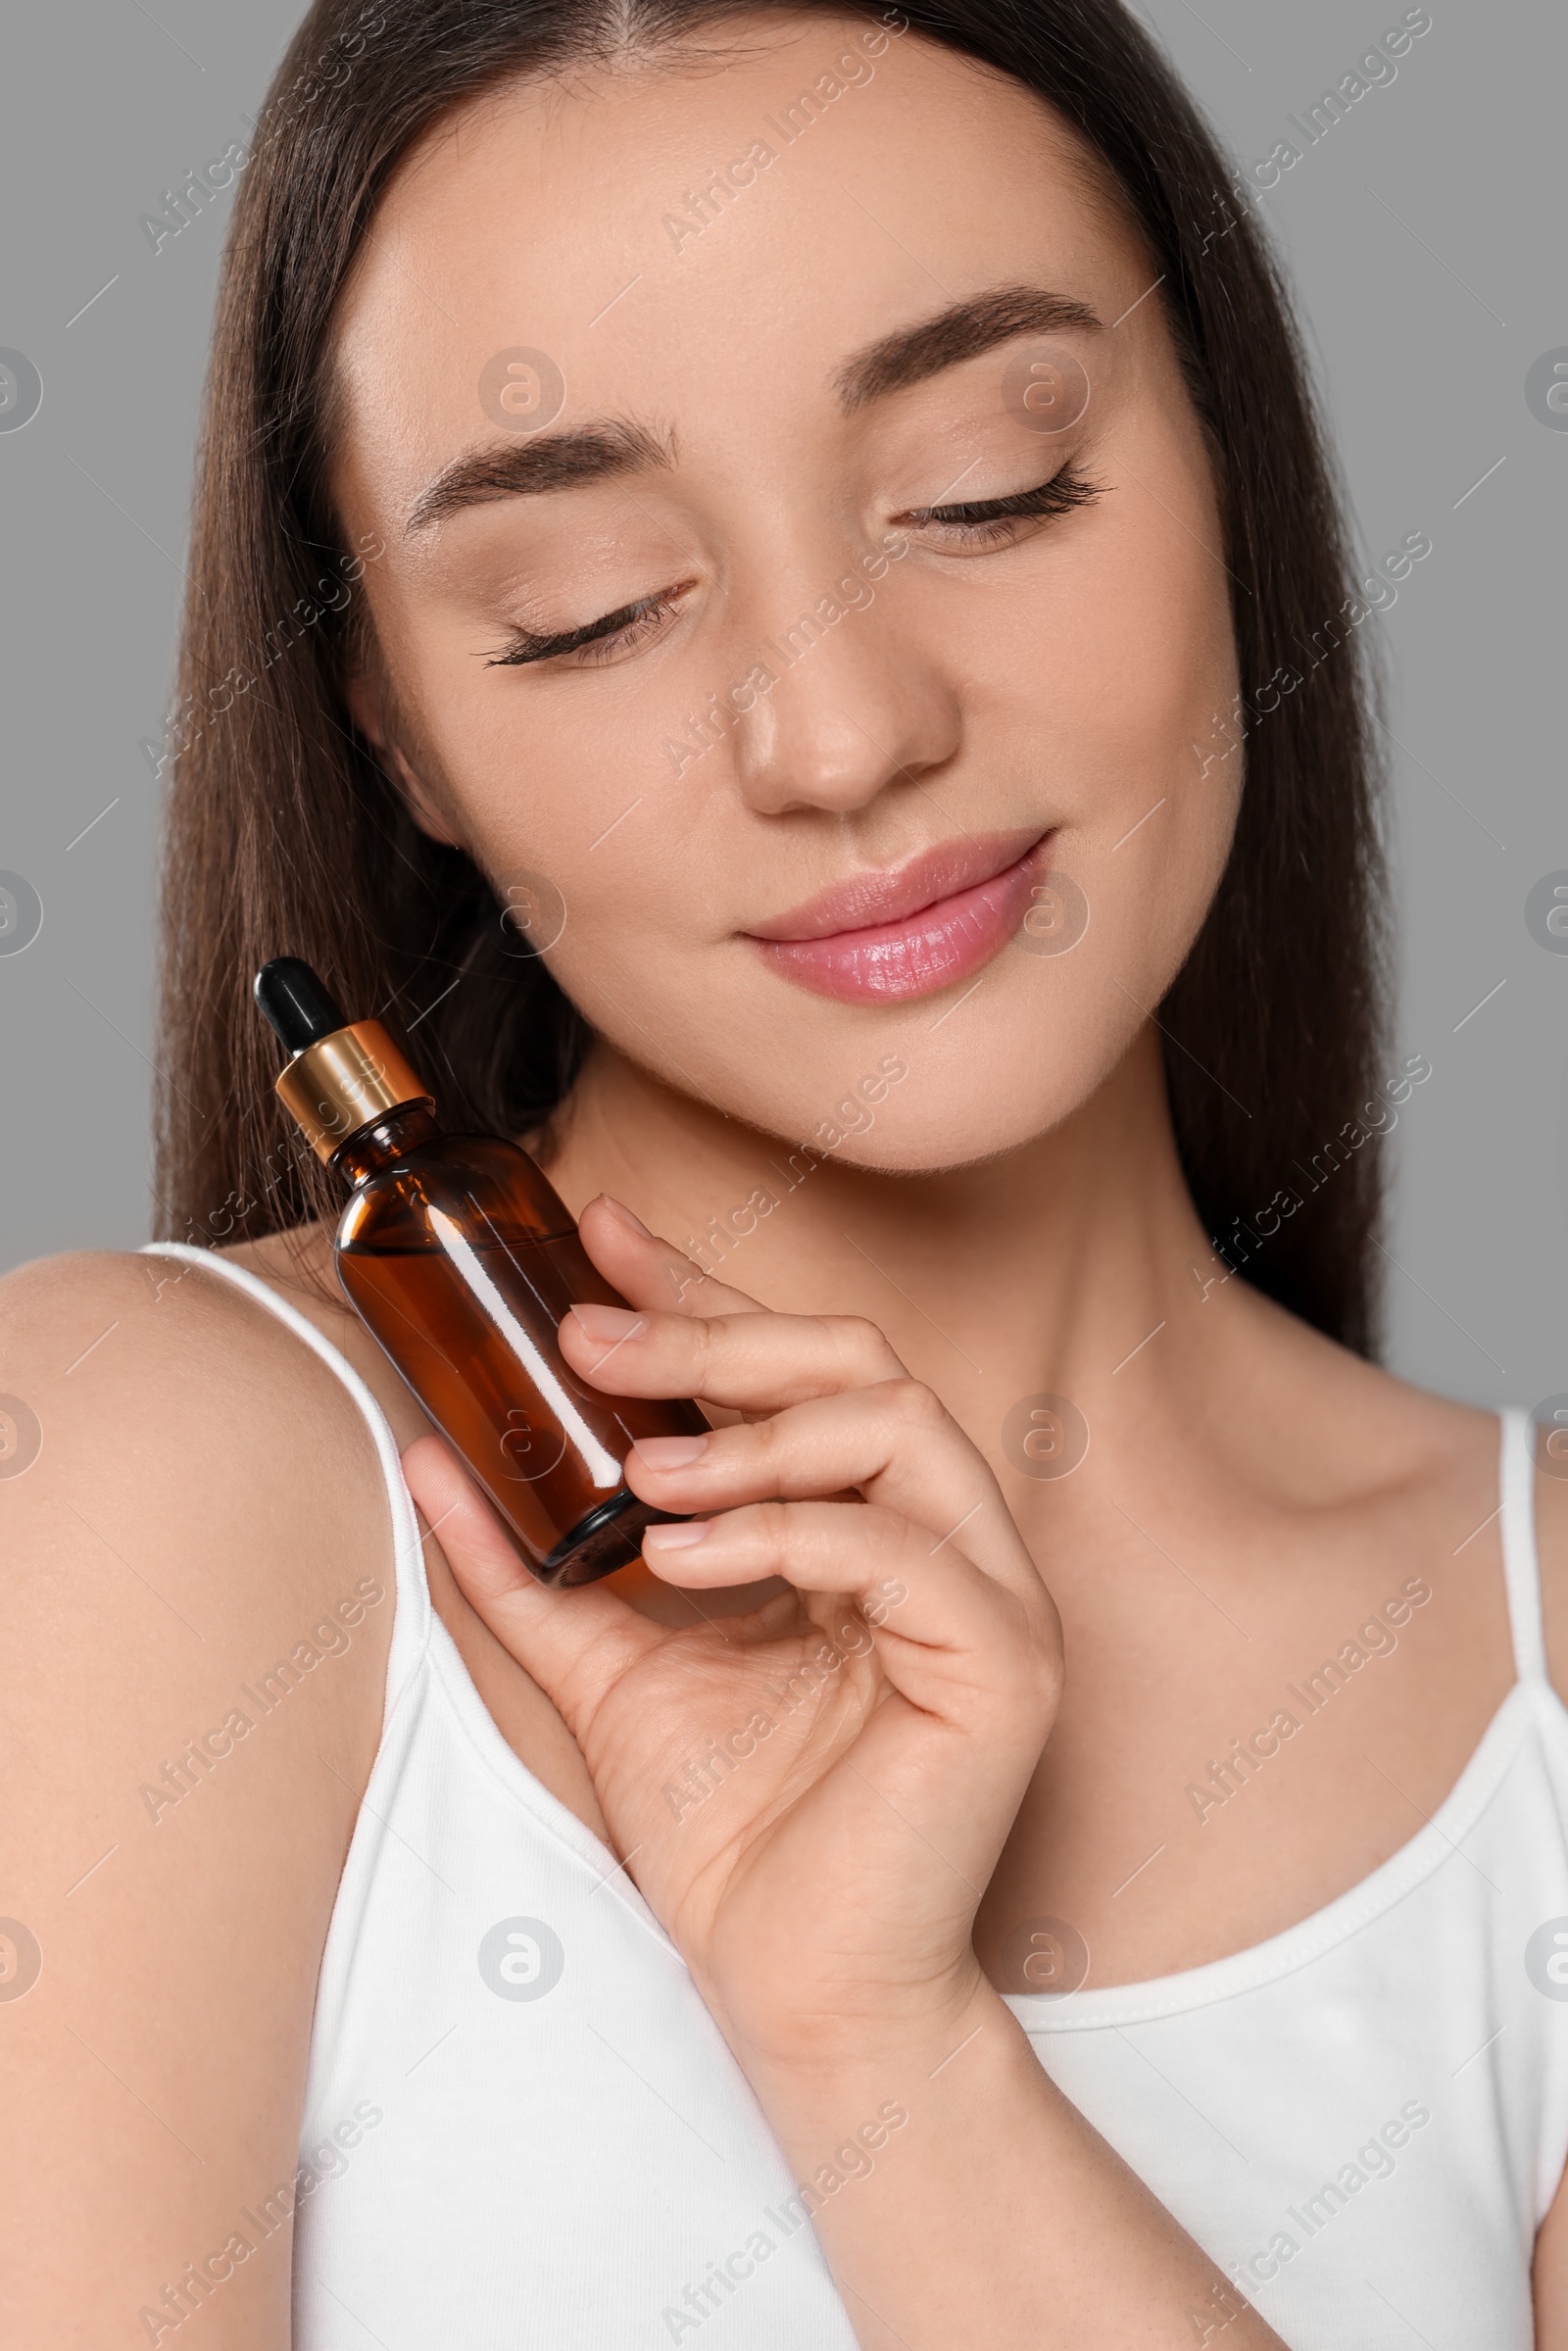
[643,1502,1062,1876]
[560,1295,909,1413]
[622,1383,1036,1593]
[639,1496,1058,1726]
[399,1435,661,1737]
[577,1193,771,1324]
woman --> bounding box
[7,0,1564,2342]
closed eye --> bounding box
[903,465,1106,547]
[485,582,699,669]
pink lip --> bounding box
[746,828,1053,1004]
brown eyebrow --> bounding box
[831,281,1103,411]
[404,417,676,533]
[404,282,1102,533]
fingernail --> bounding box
[567,1302,645,1342]
[599,1195,653,1239]
[633,1434,708,1468]
[643,1519,711,1551]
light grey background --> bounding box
[1,0,1563,1413]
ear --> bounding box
[343,665,463,849]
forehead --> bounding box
[329,16,1144,514]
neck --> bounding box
[532,1022,1262,1479]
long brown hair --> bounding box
[154,0,1390,1352]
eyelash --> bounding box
[905,463,1105,546]
[484,465,1105,669]
[485,589,686,669]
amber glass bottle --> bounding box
[255,957,707,1587]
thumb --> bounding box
[399,1435,661,1736]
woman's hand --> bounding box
[399,1193,1062,2067]
[402,1200,1290,2350]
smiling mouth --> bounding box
[744,827,1054,1004]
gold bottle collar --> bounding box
[274,1020,433,1162]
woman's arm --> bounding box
[738,1982,1266,2349]
[1,1250,393,2351]
[1538,2177,1568,2350]
[411,1199,1288,2351]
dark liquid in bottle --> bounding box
[334,1127,708,1587]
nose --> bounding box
[723,558,961,817]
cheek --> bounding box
[922,416,1242,1002]
[1054,423,1241,826]
[1065,416,1243,992]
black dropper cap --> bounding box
[254,957,349,1057]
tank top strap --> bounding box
[1497,1404,1547,1683]
[137,1243,432,1717]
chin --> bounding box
[804,1092,1092,1177]
[711,1035,1117,1181]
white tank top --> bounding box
[146,1242,1568,2346]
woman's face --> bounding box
[330,10,1242,1171]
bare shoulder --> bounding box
[1213,1286,1517,1701]
[1224,1276,1504,1512]
[1533,1430,1568,1698]
[1323,1356,1566,1653]
[1,1237,396,1603]
[0,1243,395,2345]
[218,1222,442,1451]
